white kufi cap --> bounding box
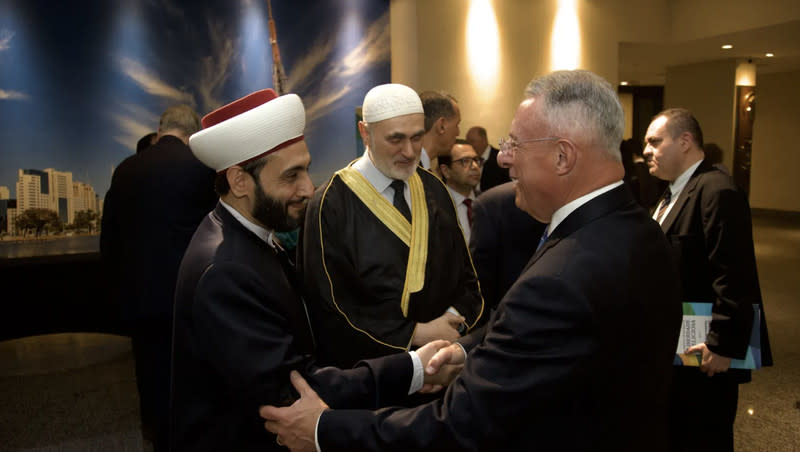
[362,83,423,123]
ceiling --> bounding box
[619,19,800,85]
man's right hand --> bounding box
[419,342,466,393]
[411,312,463,346]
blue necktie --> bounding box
[536,226,549,251]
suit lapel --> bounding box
[521,184,633,274]
[659,161,710,234]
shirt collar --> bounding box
[446,185,475,204]
[352,150,399,193]
[219,199,276,248]
[548,180,624,235]
[669,158,703,199]
[419,148,431,170]
[480,145,491,161]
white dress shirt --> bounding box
[652,159,703,225]
[446,185,476,243]
[548,181,625,237]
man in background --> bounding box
[419,91,461,177]
[438,140,482,242]
[644,108,772,451]
[100,105,217,451]
[466,125,510,192]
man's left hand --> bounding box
[685,343,732,377]
[260,370,328,452]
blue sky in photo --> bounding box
[0,0,390,198]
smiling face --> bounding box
[251,140,314,231]
[362,113,425,181]
[499,98,561,222]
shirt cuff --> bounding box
[447,306,461,316]
[408,350,424,395]
[315,410,323,452]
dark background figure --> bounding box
[469,181,544,320]
[100,105,217,451]
[466,125,511,193]
[136,132,158,154]
[703,142,731,175]
[621,137,666,209]
[643,108,772,452]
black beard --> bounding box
[251,181,305,232]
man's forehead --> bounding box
[647,116,668,135]
[452,143,476,157]
[373,112,424,133]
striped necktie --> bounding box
[654,188,672,224]
[536,226,549,251]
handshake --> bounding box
[415,339,467,393]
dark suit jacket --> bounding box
[100,135,217,329]
[659,160,772,379]
[479,146,510,192]
[318,185,683,451]
[171,203,416,452]
[469,182,545,315]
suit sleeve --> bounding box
[317,273,594,451]
[701,184,757,358]
[306,352,414,410]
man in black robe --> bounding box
[171,90,452,451]
[300,83,484,369]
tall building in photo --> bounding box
[0,186,9,200]
[16,169,51,212]
[73,181,98,213]
[45,168,74,224]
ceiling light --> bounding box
[620,81,629,86]
[721,44,733,50]
[765,53,774,57]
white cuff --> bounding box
[408,350,424,394]
[447,306,461,316]
[314,410,323,452]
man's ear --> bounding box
[554,139,578,176]
[439,163,451,180]
[435,117,447,135]
[358,121,370,147]
[226,166,252,198]
[679,131,693,152]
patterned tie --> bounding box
[390,179,412,222]
[654,188,672,224]
[463,198,473,227]
[536,226,549,251]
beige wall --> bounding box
[671,0,800,40]
[750,70,800,212]
[664,60,738,170]
[390,0,663,147]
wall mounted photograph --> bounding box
[0,0,390,258]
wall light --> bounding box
[721,44,733,50]
[466,0,500,93]
[620,81,629,86]
[550,0,581,71]
[765,53,774,57]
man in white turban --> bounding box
[170,89,452,451]
[299,83,484,369]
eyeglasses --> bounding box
[499,136,560,156]
[452,156,484,168]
